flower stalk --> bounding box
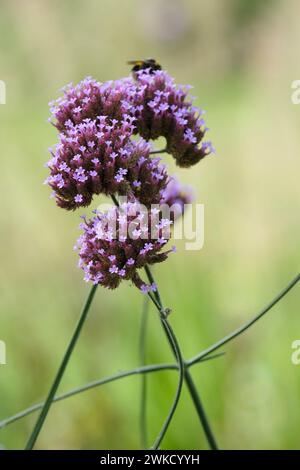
[25,284,98,450]
[144,266,219,450]
[139,295,150,449]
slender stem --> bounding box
[145,265,163,307]
[111,194,120,207]
[151,314,185,450]
[139,295,149,449]
[0,353,224,431]
[149,148,167,155]
[147,290,162,312]
[184,368,218,450]
[1,363,176,431]
[187,273,300,367]
[145,265,185,449]
[144,266,218,450]
[24,284,98,450]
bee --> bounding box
[127,58,162,78]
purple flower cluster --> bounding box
[49,77,130,133]
[45,116,167,210]
[125,69,214,167]
[75,202,174,291]
[48,70,214,169]
[46,65,212,291]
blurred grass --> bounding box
[0,0,299,449]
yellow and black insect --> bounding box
[127,58,162,78]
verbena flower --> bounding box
[45,117,168,210]
[49,72,214,169]
[161,176,194,221]
[75,201,175,291]
[126,69,214,167]
[49,76,133,133]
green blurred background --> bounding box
[0,0,299,450]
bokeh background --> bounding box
[0,0,299,450]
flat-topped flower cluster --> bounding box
[76,202,176,292]
[45,67,213,291]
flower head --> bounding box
[45,117,168,210]
[76,201,174,291]
[49,76,134,133]
[126,69,214,167]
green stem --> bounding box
[184,368,218,450]
[25,284,98,450]
[0,354,224,431]
[139,296,149,449]
[151,314,185,449]
[2,363,176,431]
[145,266,218,450]
[144,265,163,306]
[187,273,300,367]
[149,148,167,155]
[111,194,119,207]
